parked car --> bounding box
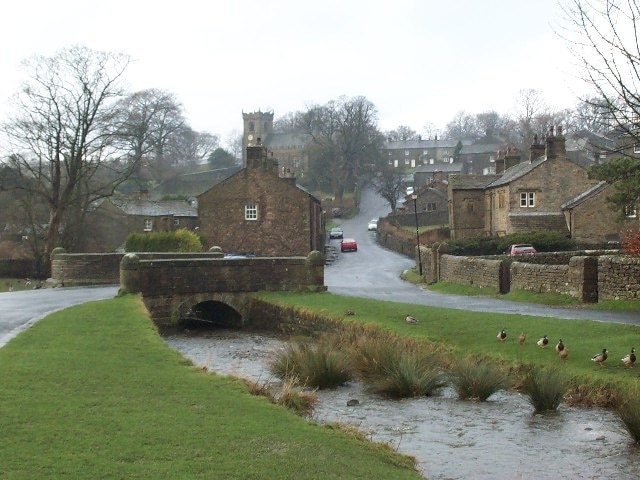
[406,186,415,196]
[329,227,344,239]
[340,238,358,252]
[506,244,537,255]
[367,219,378,231]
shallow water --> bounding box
[164,331,640,480]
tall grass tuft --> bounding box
[617,391,640,443]
[521,365,568,412]
[268,341,352,389]
[275,376,318,415]
[363,350,445,398]
[449,357,508,401]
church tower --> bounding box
[242,111,274,164]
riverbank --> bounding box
[0,294,421,479]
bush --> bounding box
[125,228,203,252]
[449,357,508,401]
[521,365,568,412]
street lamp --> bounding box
[411,193,423,276]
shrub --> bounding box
[616,389,640,443]
[125,228,202,252]
[449,357,508,401]
[521,365,568,412]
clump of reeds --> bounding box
[363,350,445,398]
[268,341,352,389]
[449,357,508,401]
[275,376,318,415]
[520,365,568,412]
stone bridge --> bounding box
[118,251,326,332]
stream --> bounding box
[164,330,640,480]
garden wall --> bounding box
[438,255,504,291]
[598,255,640,300]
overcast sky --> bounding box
[0,0,586,143]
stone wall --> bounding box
[50,251,225,286]
[598,255,640,300]
[438,255,503,291]
[510,262,571,295]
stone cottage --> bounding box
[448,126,617,243]
[197,142,323,256]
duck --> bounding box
[536,335,549,348]
[517,332,526,345]
[344,310,356,316]
[591,348,608,366]
[559,348,569,361]
[497,329,507,342]
[622,347,636,368]
[555,339,565,353]
[405,315,418,324]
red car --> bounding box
[506,244,537,255]
[340,238,358,252]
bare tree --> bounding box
[443,111,480,139]
[384,125,419,142]
[562,0,640,138]
[371,163,405,211]
[299,96,382,201]
[512,88,549,145]
[0,46,134,271]
[561,0,640,215]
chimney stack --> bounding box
[529,134,546,162]
[544,125,566,160]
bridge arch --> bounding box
[179,300,243,330]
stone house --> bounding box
[394,182,449,228]
[197,143,323,256]
[448,126,618,242]
[84,197,198,252]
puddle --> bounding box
[164,331,640,479]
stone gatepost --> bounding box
[120,253,142,293]
[306,250,327,291]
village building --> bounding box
[197,142,323,256]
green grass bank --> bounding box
[258,291,640,406]
[0,295,421,479]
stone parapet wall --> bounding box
[510,262,571,295]
[598,255,640,300]
[439,255,503,291]
[120,251,326,297]
[50,251,225,285]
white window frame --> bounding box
[520,192,535,207]
[173,218,180,226]
[634,144,640,154]
[426,202,436,212]
[245,204,258,221]
[143,219,152,231]
[624,205,637,218]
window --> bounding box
[624,205,637,218]
[404,150,409,156]
[489,155,495,163]
[498,193,505,208]
[404,159,410,165]
[426,202,436,212]
[634,144,640,154]
[174,218,180,226]
[520,192,535,207]
[245,204,258,220]
[143,219,152,231]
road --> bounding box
[0,285,118,348]
[326,188,640,326]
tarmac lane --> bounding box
[0,285,118,348]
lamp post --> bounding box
[411,193,423,276]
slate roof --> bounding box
[486,155,547,188]
[264,132,312,148]
[383,139,473,149]
[561,181,608,210]
[112,199,197,217]
[448,174,500,189]
[459,143,502,155]
[414,163,465,173]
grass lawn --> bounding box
[0,277,38,292]
[0,295,421,479]
[258,291,640,403]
